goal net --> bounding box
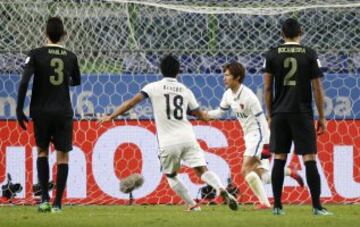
[0,0,359,206]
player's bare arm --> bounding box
[312,77,326,135]
[191,109,210,122]
[98,92,145,124]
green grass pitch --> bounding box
[0,204,359,227]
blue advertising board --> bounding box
[0,74,358,119]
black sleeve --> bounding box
[70,55,81,86]
[309,49,324,79]
[17,52,34,111]
[263,50,273,74]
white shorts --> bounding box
[244,130,265,158]
[159,142,207,174]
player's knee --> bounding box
[194,166,207,177]
[56,151,69,164]
[241,167,251,177]
[241,164,256,176]
[302,154,317,162]
[274,153,287,160]
[242,157,259,176]
[37,148,49,157]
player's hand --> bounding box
[201,111,210,122]
[260,144,271,159]
[316,117,327,135]
[16,110,29,130]
[97,115,113,125]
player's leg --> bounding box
[301,154,321,208]
[285,166,304,187]
[193,165,224,195]
[51,117,73,212]
[160,145,198,210]
[270,114,292,215]
[258,162,304,209]
[193,165,238,211]
[185,143,237,211]
[37,147,51,212]
[166,173,199,211]
[291,114,333,215]
[242,130,271,208]
[302,155,332,215]
[52,151,69,212]
[303,154,332,215]
[242,156,271,208]
[259,158,304,187]
[33,116,52,212]
[271,153,287,215]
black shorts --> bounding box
[270,113,317,155]
[33,115,73,152]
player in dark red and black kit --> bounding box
[16,17,81,213]
[263,18,332,216]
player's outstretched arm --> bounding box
[207,108,225,120]
[191,109,210,122]
[312,78,326,135]
[97,92,145,124]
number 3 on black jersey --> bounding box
[164,94,184,120]
[50,58,64,85]
[283,57,297,86]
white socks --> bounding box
[166,171,226,206]
[167,176,196,206]
[200,171,225,194]
[245,171,270,206]
[260,171,271,184]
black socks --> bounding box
[37,157,50,202]
[54,164,69,208]
[305,160,322,209]
[271,159,286,209]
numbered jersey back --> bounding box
[27,45,80,118]
[141,78,199,147]
[263,43,323,114]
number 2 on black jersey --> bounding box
[283,57,297,86]
[164,94,184,120]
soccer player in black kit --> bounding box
[263,18,333,216]
[16,17,81,213]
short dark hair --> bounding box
[282,18,302,39]
[46,17,66,43]
[160,55,180,78]
[223,62,245,83]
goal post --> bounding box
[0,0,359,205]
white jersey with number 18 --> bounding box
[141,78,199,148]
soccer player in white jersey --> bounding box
[98,55,238,211]
[206,62,304,209]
